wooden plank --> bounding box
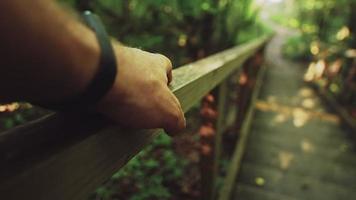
[237,162,356,200]
[234,183,299,200]
[172,35,271,113]
[218,63,267,200]
[0,35,271,200]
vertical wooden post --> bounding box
[235,51,263,130]
[218,50,266,200]
[213,80,228,199]
[235,60,251,130]
[200,93,217,200]
[214,80,228,180]
[199,80,228,200]
[200,51,266,200]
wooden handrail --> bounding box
[0,35,271,200]
[219,58,267,200]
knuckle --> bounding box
[156,54,172,68]
[165,57,173,69]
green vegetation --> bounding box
[279,0,356,116]
[91,134,189,200]
[54,1,266,199]
[1,0,267,132]
[3,0,355,199]
[0,0,355,200]
[0,1,267,198]
[282,0,355,60]
[0,103,48,131]
[60,0,265,66]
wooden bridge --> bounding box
[232,29,356,200]
[0,29,355,200]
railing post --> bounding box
[214,80,228,183]
[219,50,266,200]
[0,36,271,200]
[235,50,264,130]
[199,79,228,200]
[199,93,217,200]
[235,60,252,130]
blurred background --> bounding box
[0,0,355,199]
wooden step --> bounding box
[243,143,356,187]
[237,162,356,200]
[233,183,300,200]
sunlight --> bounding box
[301,98,316,109]
[329,83,339,93]
[273,113,288,123]
[345,49,356,58]
[328,59,342,75]
[315,60,326,78]
[304,60,326,82]
[310,41,319,55]
[239,73,248,85]
[178,34,187,47]
[255,177,266,186]
[304,62,316,82]
[298,87,314,98]
[301,139,314,153]
[336,26,350,41]
[257,0,283,3]
[278,151,294,170]
[292,108,309,127]
[0,103,20,112]
[256,99,340,126]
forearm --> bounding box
[0,0,186,134]
[0,0,99,103]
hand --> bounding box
[96,43,186,135]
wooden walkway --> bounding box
[233,30,356,200]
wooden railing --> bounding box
[0,35,272,200]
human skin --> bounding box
[0,0,185,135]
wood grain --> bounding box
[0,35,271,200]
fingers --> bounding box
[155,53,173,84]
[167,69,173,85]
[160,86,186,136]
[152,55,183,135]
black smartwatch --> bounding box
[40,11,117,111]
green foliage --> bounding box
[55,1,266,199]
[281,0,356,112]
[283,34,313,61]
[59,0,263,65]
[296,0,352,42]
[0,104,48,131]
[237,20,272,44]
[283,0,354,61]
[91,134,188,200]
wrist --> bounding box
[95,42,126,110]
[39,12,118,111]
[65,22,100,100]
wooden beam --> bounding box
[0,35,271,200]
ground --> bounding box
[233,27,356,200]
